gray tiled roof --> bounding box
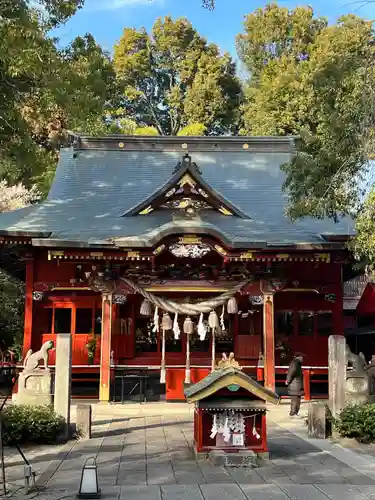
[0,142,355,247]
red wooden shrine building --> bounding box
[0,135,354,402]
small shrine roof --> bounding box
[184,366,279,405]
[0,135,354,249]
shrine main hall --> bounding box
[0,135,353,401]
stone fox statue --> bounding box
[23,340,54,372]
[345,345,367,374]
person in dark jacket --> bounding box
[286,353,304,416]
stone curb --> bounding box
[35,439,78,488]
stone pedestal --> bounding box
[308,402,326,439]
[328,335,346,418]
[16,370,52,406]
[345,374,375,405]
[76,405,92,440]
[54,334,72,441]
[209,449,258,467]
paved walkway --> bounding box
[3,401,375,499]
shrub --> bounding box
[1,404,65,445]
[334,403,375,443]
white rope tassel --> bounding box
[211,328,216,372]
[184,334,191,384]
[210,414,218,439]
[153,306,159,333]
[220,304,225,331]
[252,415,261,440]
[173,312,180,339]
[198,313,206,340]
[160,328,166,384]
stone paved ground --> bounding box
[3,401,375,499]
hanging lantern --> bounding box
[183,317,194,335]
[162,313,172,331]
[227,297,238,314]
[208,310,219,330]
[140,299,152,316]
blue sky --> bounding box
[54,0,375,59]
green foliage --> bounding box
[135,126,159,136]
[1,2,116,194]
[0,270,25,352]
[2,405,65,444]
[85,334,98,355]
[177,123,206,136]
[334,403,375,442]
[237,4,374,220]
[350,188,375,268]
[113,16,241,136]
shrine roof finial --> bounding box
[216,352,242,371]
[173,153,202,175]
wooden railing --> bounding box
[256,366,329,400]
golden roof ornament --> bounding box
[216,352,242,371]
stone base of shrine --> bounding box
[207,449,259,467]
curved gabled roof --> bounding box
[184,366,279,404]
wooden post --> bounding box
[263,293,275,391]
[99,294,113,403]
[328,335,346,417]
[23,259,34,358]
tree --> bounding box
[113,16,241,136]
[237,4,375,221]
[1,1,116,194]
[0,181,39,212]
[350,187,375,269]
[202,0,215,7]
[178,123,206,136]
[0,181,40,353]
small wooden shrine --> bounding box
[184,354,279,461]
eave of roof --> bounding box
[0,230,51,238]
[71,134,298,153]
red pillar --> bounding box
[263,293,275,391]
[261,413,268,453]
[23,259,34,358]
[303,368,311,401]
[99,294,112,402]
